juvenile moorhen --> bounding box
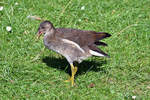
[37,21,111,86]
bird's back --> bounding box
[56,28,111,57]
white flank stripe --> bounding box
[89,50,105,57]
[62,39,85,53]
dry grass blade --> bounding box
[118,24,138,35]
[57,0,73,20]
[27,15,44,21]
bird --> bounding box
[37,20,111,86]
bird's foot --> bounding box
[64,76,75,86]
[64,66,77,86]
[64,76,73,82]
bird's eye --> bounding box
[41,27,45,29]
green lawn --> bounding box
[0,0,150,99]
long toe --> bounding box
[64,79,71,82]
[64,76,75,86]
[64,76,71,82]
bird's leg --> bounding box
[70,64,78,86]
[65,63,78,86]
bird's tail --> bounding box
[94,41,108,46]
[89,32,111,57]
[94,32,111,41]
[88,45,110,57]
[93,32,111,46]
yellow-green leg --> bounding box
[65,64,78,86]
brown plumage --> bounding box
[55,28,111,57]
[37,20,111,86]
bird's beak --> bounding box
[37,31,43,39]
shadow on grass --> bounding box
[42,56,107,76]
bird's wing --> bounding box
[56,28,111,47]
[56,28,92,47]
[56,28,111,57]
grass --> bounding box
[0,0,150,99]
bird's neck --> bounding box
[44,28,56,38]
[43,28,56,48]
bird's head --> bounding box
[37,20,54,39]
